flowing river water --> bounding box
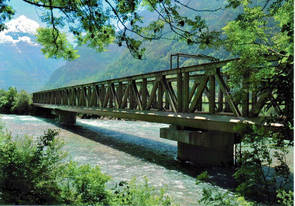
[1,114,292,205]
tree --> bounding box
[0,88,32,114]
[1,1,292,64]
[220,2,293,204]
[0,87,17,113]
[222,0,293,131]
[13,90,32,114]
[1,0,226,59]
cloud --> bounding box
[0,15,40,46]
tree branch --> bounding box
[22,0,68,9]
[174,0,222,12]
[104,0,161,40]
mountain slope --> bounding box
[0,16,63,92]
[45,0,234,89]
[45,45,124,89]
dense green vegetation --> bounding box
[0,87,32,114]
[194,1,294,204]
[0,128,175,205]
[220,1,293,204]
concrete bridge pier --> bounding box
[56,110,76,125]
[160,125,235,166]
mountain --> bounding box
[0,15,63,93]
[45,44,125,89]
[45,0,234,89]
[45,41,228,90]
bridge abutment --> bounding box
[56,110,76,125]
[160,125,235,166]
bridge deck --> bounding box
[33,103,264,133]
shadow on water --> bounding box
[39,117,237,190]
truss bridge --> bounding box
[32,55,275,166]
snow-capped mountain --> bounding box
[0,15,63,92]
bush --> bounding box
[233,126,293,204]
[111,178,174,206]
[13,90,32,114]
[60,162,111,205]
[0,129,66,204]
[196,171,254,206]
[0,129,111,205]
[277,189,294,206]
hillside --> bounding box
[45,0,234,89]
[44,45,125,89]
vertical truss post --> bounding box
[117,82,123,107]
[217,87,223,112]
[177,72,183,112]
[142,78,147,110]
[209,75,216,114]
[183,72,189,112]
[158,79,163,110]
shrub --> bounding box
[0,129,66,204]
[233,126,293,204]
[111,178,174,206]
[277,189,294,206]
[13,90,32,114]
[0,95,8,113]
[60,162,111,205]
[196,172,255,206]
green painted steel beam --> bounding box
[32,103,276,134]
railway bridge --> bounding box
[32,55,275,166]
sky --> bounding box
[0,1,44,45]
[9,0,44,25]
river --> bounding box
[0,114,252,205]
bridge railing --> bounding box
[33,58,269,117]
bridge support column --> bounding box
[160,126,235,166]
[56,110,76,125]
